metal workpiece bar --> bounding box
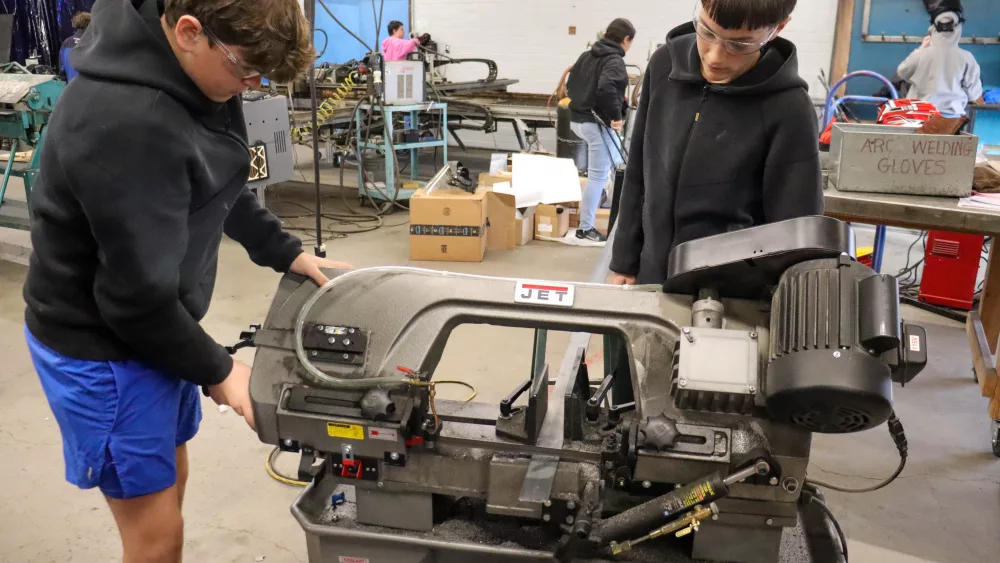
[519,227,618,503]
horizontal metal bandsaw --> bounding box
[246,216,928,563]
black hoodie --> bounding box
[23,0,303,386]
[566,38,630,124]
[610,23,823,284]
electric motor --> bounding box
[765,255,900,434]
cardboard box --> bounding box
[516,207,536,246]
[410,188,487,262]
[478,172,514,189]
[535,204,570,239]
[486,191,517,251]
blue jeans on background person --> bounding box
[570,120,624,232]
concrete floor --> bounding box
[1,184,998,563]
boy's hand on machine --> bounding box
[289,252,353,286]
[208,360,257,430]
[610,273,637,286]
[610,120,624,131]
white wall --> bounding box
[414,0,839,97]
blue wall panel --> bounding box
[313,0,410,65]
[847,0,1000,95]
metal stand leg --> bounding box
[410,110,418,181]
[0,138,19,205]
[872,225,887,273]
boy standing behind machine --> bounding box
[610,0,822,285]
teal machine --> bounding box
[0,63,66,231]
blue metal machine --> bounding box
[0,63,66,231]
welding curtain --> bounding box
[0,0,96,68]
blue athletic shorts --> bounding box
[25,327,202,499]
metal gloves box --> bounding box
[828,123,977,197]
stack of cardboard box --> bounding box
[409,155,612,262]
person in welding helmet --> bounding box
[897,10,984,118]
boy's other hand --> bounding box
[208,360,256,430]
[610,273,637,286]
[610,120,624,131]
[290,252,353,286]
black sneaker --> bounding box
[575,228,607,245]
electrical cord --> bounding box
[292,71,357,143]
[264,380,479,487]
[314,28,330,60]
[806,411,908,494]
[800,484,849,562]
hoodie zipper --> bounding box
[668,85,711,250]
[694,85,709,123]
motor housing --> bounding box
[765,256,899,433]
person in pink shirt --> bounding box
[381,20,421,61]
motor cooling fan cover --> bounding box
[766,349,893,433]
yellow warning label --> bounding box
[327,422,365,440]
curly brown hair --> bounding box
[71,12,92,31]
[164,0,314,83]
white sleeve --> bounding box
[897,50,921,82]
[962,56,984,101]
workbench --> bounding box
[823,185,1000,451]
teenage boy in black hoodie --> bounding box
[610,0,822,286]
[22,0,346,560]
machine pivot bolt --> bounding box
[679,379,688,387]
[544,500,552,508]
[833,351,842,358]
[390,452,400,461]
[782,477,799,493]
[344,446,353,454]
[543,514,551,522]
[769,477,778,486]
[642,481,652,489]
[750,332,758,339]
[766,518,775,526]
[749,386,757,394]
